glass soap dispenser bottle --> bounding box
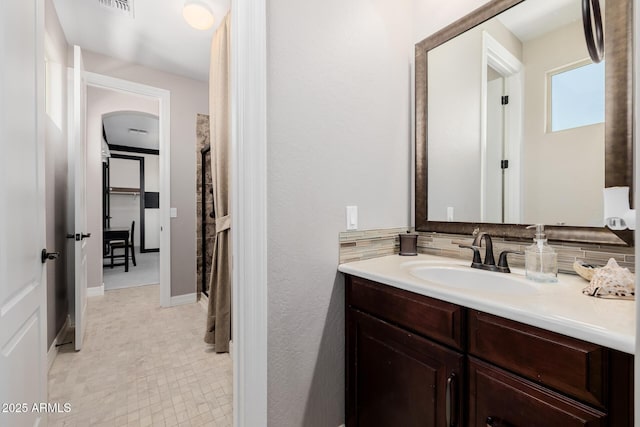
[525,224,558,282]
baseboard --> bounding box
[87,284,104,297]
[105,281,159,291]
[170,293,197,306]
[47,315,70,371]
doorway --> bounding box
[103,149,161,290]
[480,31,524,224]
[85,72,172,307]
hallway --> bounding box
[48,285,232,427]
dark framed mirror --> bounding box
[415,0,633,245]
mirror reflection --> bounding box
[427,0,605,227]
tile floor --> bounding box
[48,285,232,427]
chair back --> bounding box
[130,220,135,247]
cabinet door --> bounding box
[468,357,606,427]
[346,309,464,427]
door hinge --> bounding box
[501,95,509,105]
[501,159,509,169]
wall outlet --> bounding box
[447,206,454,222]
[346,206,358,230]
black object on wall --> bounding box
[144,192,160,209]
[108,143,159,156]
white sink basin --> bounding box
[409,265,539,296]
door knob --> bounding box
[81,233,92,239]
[41,249,60,263]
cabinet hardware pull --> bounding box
[446,372,457,426]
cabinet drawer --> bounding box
[346,275,464,350]
[469,311,607,408]
[468,357,606,427]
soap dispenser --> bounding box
[525,224,558,282]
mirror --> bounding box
[415,0,633,245]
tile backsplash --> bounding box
[339,227,635,274]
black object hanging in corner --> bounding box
[582,0,604,63]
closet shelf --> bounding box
[109,186,141,195]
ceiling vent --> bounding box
[98,0,134,18]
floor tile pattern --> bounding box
[48,285,232,427]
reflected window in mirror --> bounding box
[549,60,605,132]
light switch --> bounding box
[346,206,358,230]
[170,208,178,218]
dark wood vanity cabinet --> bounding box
[347,310,464,427]
[469,357,606,427]
[345,275,633,427]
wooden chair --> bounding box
[110,221,137,269]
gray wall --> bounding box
[44,0,69,348]
[82,51,209,297]
[266,0,495,424]
[266,0,414,424]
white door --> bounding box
[0,0,48,426]
[485,75,506,223]
[68,45,89,351]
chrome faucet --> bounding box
[459,232,523,273]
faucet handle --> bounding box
[459,244,482,267]
[497,250,524,273]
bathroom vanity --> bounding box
[339,254,634,426]
[349,0,638,422]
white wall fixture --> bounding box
[346,206,358,230]
[603,186,636,230]
[183,0,215,30]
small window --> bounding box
[549,61,605,132]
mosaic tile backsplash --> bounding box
[339,227,635,274]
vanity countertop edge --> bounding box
[338,253,635,354]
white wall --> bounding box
[267,0,413,425]
[522,21,604,226]
[82,50,208,297]
[265,0,498,424]
[85,86,158,288]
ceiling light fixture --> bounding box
[183,0,215,30]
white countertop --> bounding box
[338,253,636,354]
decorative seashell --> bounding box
[582,258,635,300]
[573,260,599,281]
